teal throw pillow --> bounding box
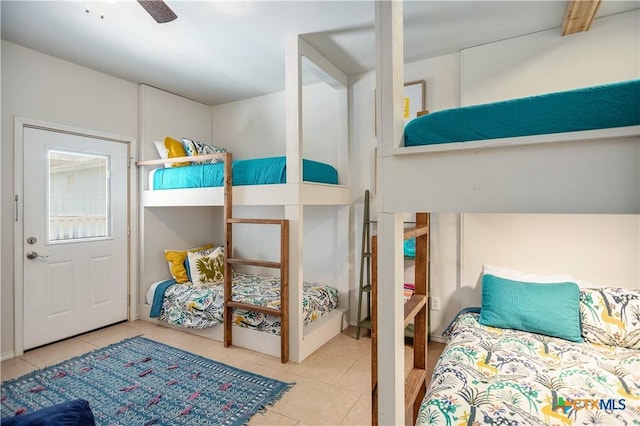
[479,274,582,342]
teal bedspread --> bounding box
[404,79,640,147]
[153,156,338,190]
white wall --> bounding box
[211,91,286,159]
[1,41,138,358]
[137,85,219,310]
[425,214,640,338]
[138,84,212,166]
[461,214,640,291]
[211,81,343,179]
[462,10,640,105]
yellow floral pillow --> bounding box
[164,243,213,283]
[164,136,189,167]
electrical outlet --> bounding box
[431,297,441,311]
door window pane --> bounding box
[48,150,110,242]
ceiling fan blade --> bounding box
[137,0,177,24]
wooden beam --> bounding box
[136,152,225,166]
[562,0,601,36]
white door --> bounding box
[22,127,129,350]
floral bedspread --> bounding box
[417,312,640,425]
[158,272,338,335]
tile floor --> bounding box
[1,321,445,425]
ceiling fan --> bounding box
[137,0,177,24]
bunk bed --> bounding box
[373,2,640,425]
[138,152,342,363]
[141,155,347,207]
[137,35,350,364]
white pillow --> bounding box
[153,141,171,168]
[573,279,604,289]
[482,264,574,284]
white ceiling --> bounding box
[2,1,638,106]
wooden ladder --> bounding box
[221,153,290,363]
[372,213,429,425]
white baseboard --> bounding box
[1,351,16,361]
[429,335,448,344]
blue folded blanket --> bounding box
[149,279,176,318]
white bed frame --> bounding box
[374,2,640,424]
[142,180,349,207]
[137,36,350,364]
[139,303,345,360]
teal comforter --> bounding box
[404,79,640,146]
[153,156,338,190]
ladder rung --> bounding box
[227,301,282,317]
[227,258,281,269]
[360,285,372,292]
[404,295,427,327]
[404,368,426,414]
[362,253,371,258]
[404,225,429,240]
[227,218,285,225]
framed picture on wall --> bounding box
[403,80,426,125]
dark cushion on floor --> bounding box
[1,399,95,426]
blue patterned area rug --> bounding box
[1,336,293,425]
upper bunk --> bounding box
[137,35,350,207]
[139,153,349,207]
[380,81,640,214]
[376,5,640,215]
[403,79,639,152]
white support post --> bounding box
[285,35,303,185]
[285,204,304,362]
[375,0,405,160]
[377,212,406,425]
[285,35,303,362]
[375,0,406,423]
[336,85,349,186]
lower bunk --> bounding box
[141,272,344,361]
[417,286,640,425]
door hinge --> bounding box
[127,156,133,168]
[127,226,131,237]
[14,195,19,222]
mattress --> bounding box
[417,311,640,425]
[404,79,640,147]
[149,272,339,335]
[151,156,338,190]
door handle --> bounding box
[26,251,48,260]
